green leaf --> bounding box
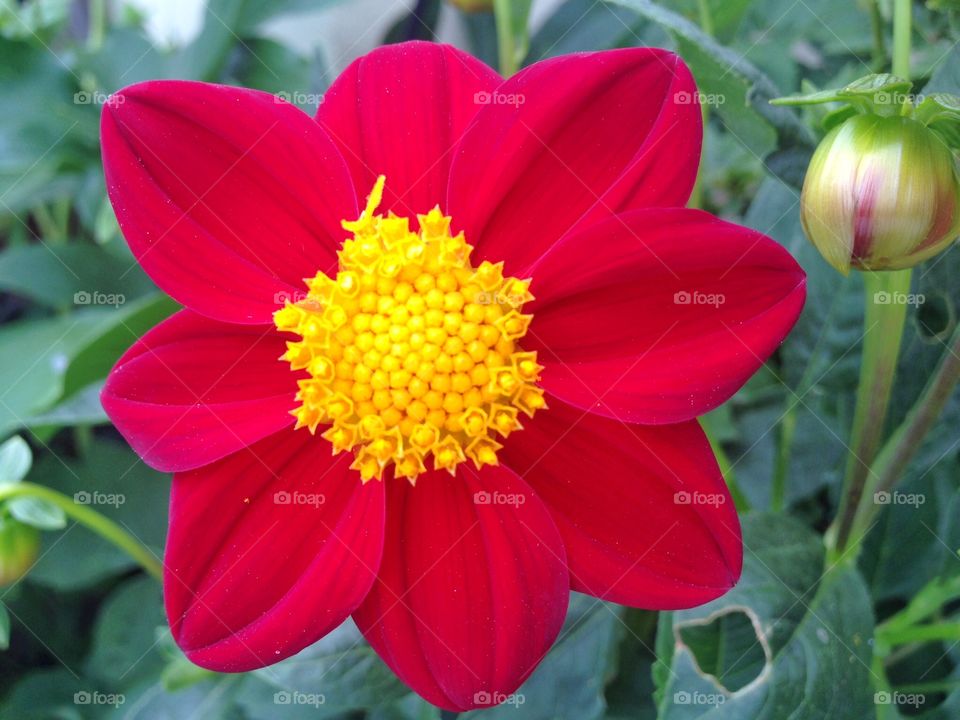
[0,668,88,720]
[0,38,97,215]
[606,0,811,157]
[0,242,154,311]
[27,440,170,590]
[61,293,178,399]
[655,514,875,718]
[0,294,176,437]
[22,381,108,429]
[914,93,960,148]
[0,436,32,484]
[84,576,165,688]
[924,44,960,95]
[527,0,663,61]
[7,497,66,530]
[243,619,408,713]
[368,695,442,720]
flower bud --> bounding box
[0,517,40,586]
[800,114,960,273]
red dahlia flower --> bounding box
[100,41,805,710]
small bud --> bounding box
[0,517,39,586]
[800,114,960,273]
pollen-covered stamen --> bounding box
[273,176,544,484]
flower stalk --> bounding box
[0,482,162,580]
[831,269,911,557]
[847,320,960,544]
[830,0,918,560]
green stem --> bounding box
[869,0,887,71]
[830,270,912,559]
[32,205,64,243]
[892,0,911,78]
[878,575,960,636]
[87,0,106,52]
[849,322,960,541]
[872,653,897,720]
[687,0,714,211]
[894,679,960,694]
[771,403,796,512]
[879,621,960,646]
[703,427,750,512]
[0,483,162,580]
[492,0,519,76]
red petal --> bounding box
[166,432,385,671]
[316,41,501,216]
[102,80,357,324]
[101,310,298,472]
[353,466,568,711]
[501,398,741,608]
[447,48,701,273]
[527,208,806,424]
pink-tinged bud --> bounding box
[0,517,39,586]
[800,114,960,273]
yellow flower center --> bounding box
[273,176,544,484]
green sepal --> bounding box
[914,93,960,149]
[771,73,914,118]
